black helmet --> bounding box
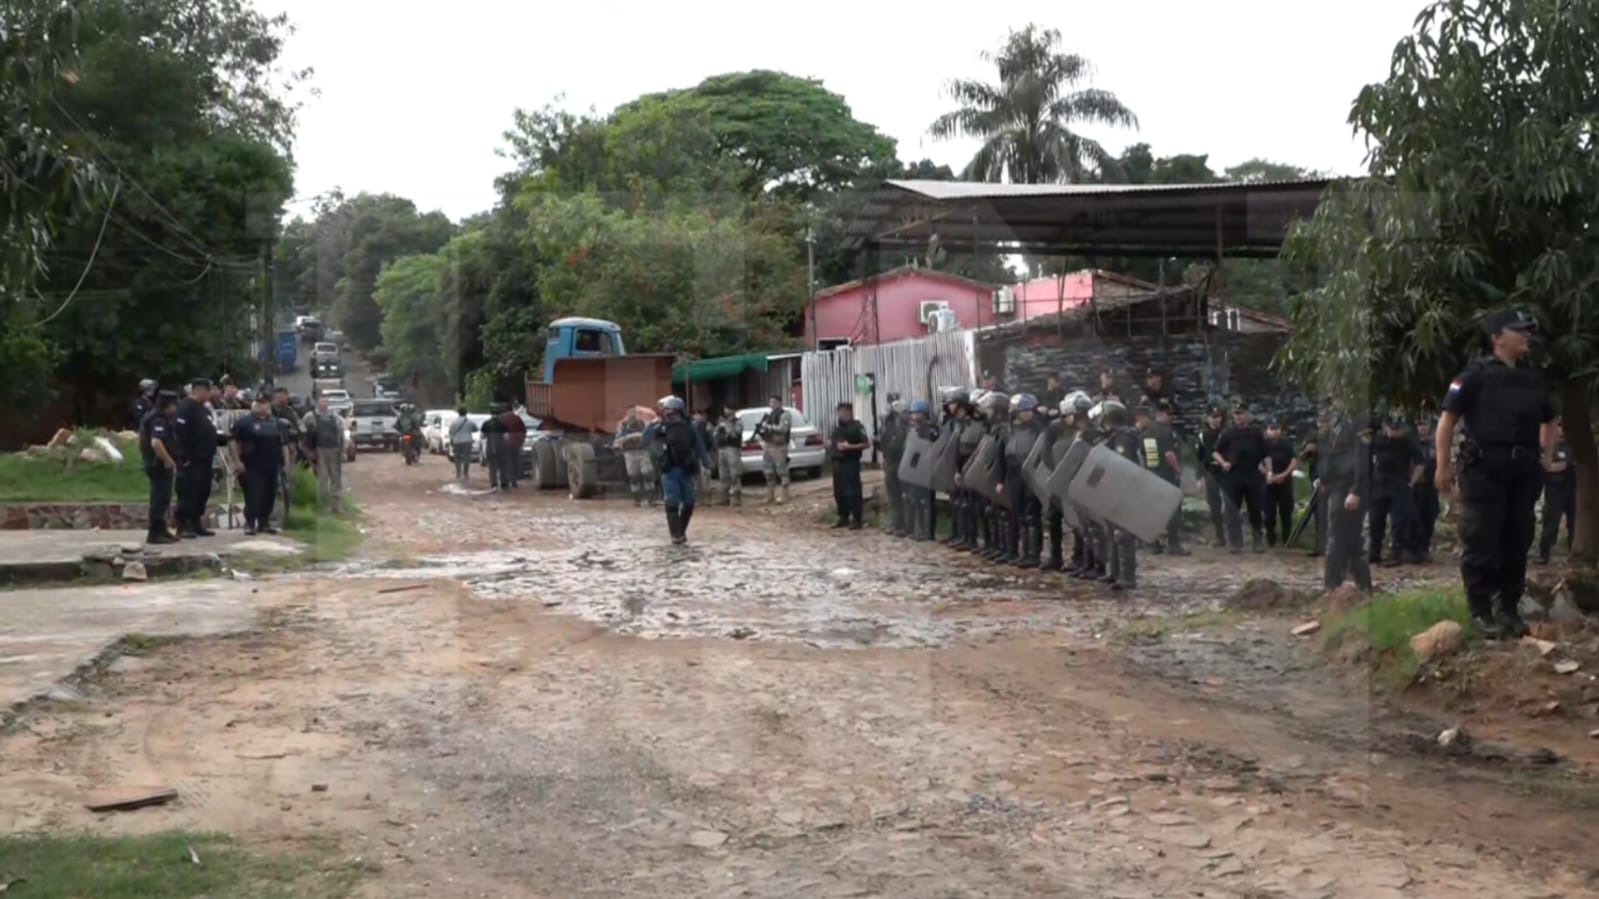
[1099,399,1128,428]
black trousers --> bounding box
[832,455,863,524]
[1324,484,1371,591]
[1221,474,1265,547]
[1203,470,1225,540]
[243,464,280,529]
[883,456,903,532]
[145,465,174,537]
[1458,451,1542,616]
[1411,484,1440,557]
[176,459,214,528]
[1540,479,1576,556]
[1369,488,1413,562]
[1312,487,1329,553]
[1264,482,1295,546]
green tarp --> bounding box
[672,353,770,383]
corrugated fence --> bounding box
[800,329,976,446]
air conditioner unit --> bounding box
[992,286,1016,315]
[917,300,949,324]
[926,308,959,333]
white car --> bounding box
[734,406,825,478]
[321,388,352,416]
[423,409,459,455]
[312,341,339,359]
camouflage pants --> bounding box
[762,443,790,486]
[717,447,742,502]
[623,450,654,497]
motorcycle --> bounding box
[401,432,419,465]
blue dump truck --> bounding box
[523,317,674,498]
[276,330,298,373]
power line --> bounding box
[31,178,121,327]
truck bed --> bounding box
[526,355,674,434]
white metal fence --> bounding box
[800,329,976,445]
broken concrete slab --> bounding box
[84,784,178,812]
[0,529,301,587]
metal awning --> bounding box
[672,352,770,383]
[843,178,1336,259]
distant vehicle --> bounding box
[523,317,672,498]
[321,387,352,407]
[349,399,399,451]
[372,375,402,400]
[312,341,339,359]
[275,330,297,373]
[734,406,825,479]
[297,316,324,342]
[423,409,458,455]
[313,356,343,380]
[326,329,345,344]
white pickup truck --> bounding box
[348,398,399,451]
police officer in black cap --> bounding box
[139,391,181,544]
[1435,309,1555,638]
[1320,408,1374,592]
[174,377,220,538]
[232,394,294,535]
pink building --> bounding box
[803,266,1162,346]
[801,266,1003,347]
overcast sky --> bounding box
[268,0,1428,221]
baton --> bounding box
[1288,492,1318,547]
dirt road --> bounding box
[3,454,1595,898]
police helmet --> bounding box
[139,378,156,392]
[909,400,931,415]
[984,392,1010,417]
[1014,394,1038,413]
[969,388,990,406]
[1062,390,1093,417]
[1087,402,1104,424]
[660,395,686,413]
[889,398,907,415]
[1099,399,1129,427]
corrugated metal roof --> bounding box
[884,177,1333,200]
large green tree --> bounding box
[9,0,299,425]
[329,193,454,353]
[929,25,1137,183]
[1279,0,1599,609]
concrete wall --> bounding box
[981,329,1317,444]
[805,271,1005,345]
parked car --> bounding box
[321,388,353,416]
[469,411,542,473]
[734,406,825,478]
[423,409,459,455]
[312,341,339,360]
[349,399,399,451]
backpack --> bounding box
[659,420,699,472]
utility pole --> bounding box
[262,234,275,388]
[806,225,817,352]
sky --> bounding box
[268,0,1430,222]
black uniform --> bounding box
[138,407,177,540]
[174,396,220,534]
[1539,439,1576,561]
[879,410,909,535]
[1262,435,1297,547]
[985,415,1014,561]
[1215,422,1268,552]
[233,413,287,532]
[1369,428,1423,564]
[830,419,870,528]
[1074,427,1112,580]
[132,393,155,431]
[1321,416,1373,591]
[1442,356,1554,625]
[1005,413,1046,566]
[1410,434,1441,561]
[1141,421,1186,553]
[479,414,507,489]
[1197,421,1227,544]
[903,417,940,541]
[1104,425,1144,588]
[1039,421,1070,570]
[953,416,987,551]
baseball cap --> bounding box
[1482,309,1536,336]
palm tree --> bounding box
[929,26,1138,183]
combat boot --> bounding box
[1496,597,1531,639]
[664,507,684,544]
[679,506,695,542]
[779,484,790,505]
[764,483,776,505]
[1251,530,1266,553]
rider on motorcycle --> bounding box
[393,403,424,459]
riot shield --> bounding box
[897,430,938,490]
[1045,440,1093,528]
[960,435,1009,508]
[1021,435,1054,498]
[931,430,961,494]
[1068,444,1185,544]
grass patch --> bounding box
[0,432,145,502]
[280,466,363,563]
[1321,586,1476,687]
[0,831,373,898]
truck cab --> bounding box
[541,317,626,383]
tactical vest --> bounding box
[1141,435,1162,470]
[310,413,341,449]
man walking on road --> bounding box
[480,405,506,490]
[302,395,347,513]
[448,406,476,482]
[647,396,710,545]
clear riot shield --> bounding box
[1068,444,1185,544]
[931,430,961,494]
[960,435,1009,509]
[1045,439,1093,528]
[897,430,938,490]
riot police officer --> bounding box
[1321,410,1374,592]
[1137,402,1188,555]
[1099,400,1144,590]
[1072,397,1111,580]
[174,378,220,538]
[139,391,181,544]
[1046,391,1092,572]
[879,394,909,535]
[1435,309,1555,638]
[978,392,1012,561]
[950,390,987,552]
[903,401,940,540]
[1003,394,1046,566]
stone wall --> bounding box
[980,329,1317,443]
[0,502,226,531]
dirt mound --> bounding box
[1225,577,1312,612]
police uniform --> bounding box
[1102,405,1143,590]
[830,411,870,529]
[878,402,909,534]
[984,400,1015,562]
[1441,309,1554,634]
[1261,425,1297,548]
[1139,407,1187,554]
[756,406,794,503]
[1197,412,1227,545]
[904,407,940,541]
[1004,398,1046,566]
[1320,414,1373,591]
[139,393,180,543]
[1214,410,1268,553]
[1410,426,1441,562]
[233,408,288,534]
[1539,436,1575,563]
[953,407,988,553]
[1039,416,1072,570]
[1368,420,1423,564]
[174,379,220,536]
[1072,421,1111,580]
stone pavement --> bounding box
[0,578,266,718]
[0,529,300,585]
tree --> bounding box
[329,194,454,352]
[929,25,1137,183]
[1279,0,1599,610]
[374,252,448,396]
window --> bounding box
[574,329,604,352]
